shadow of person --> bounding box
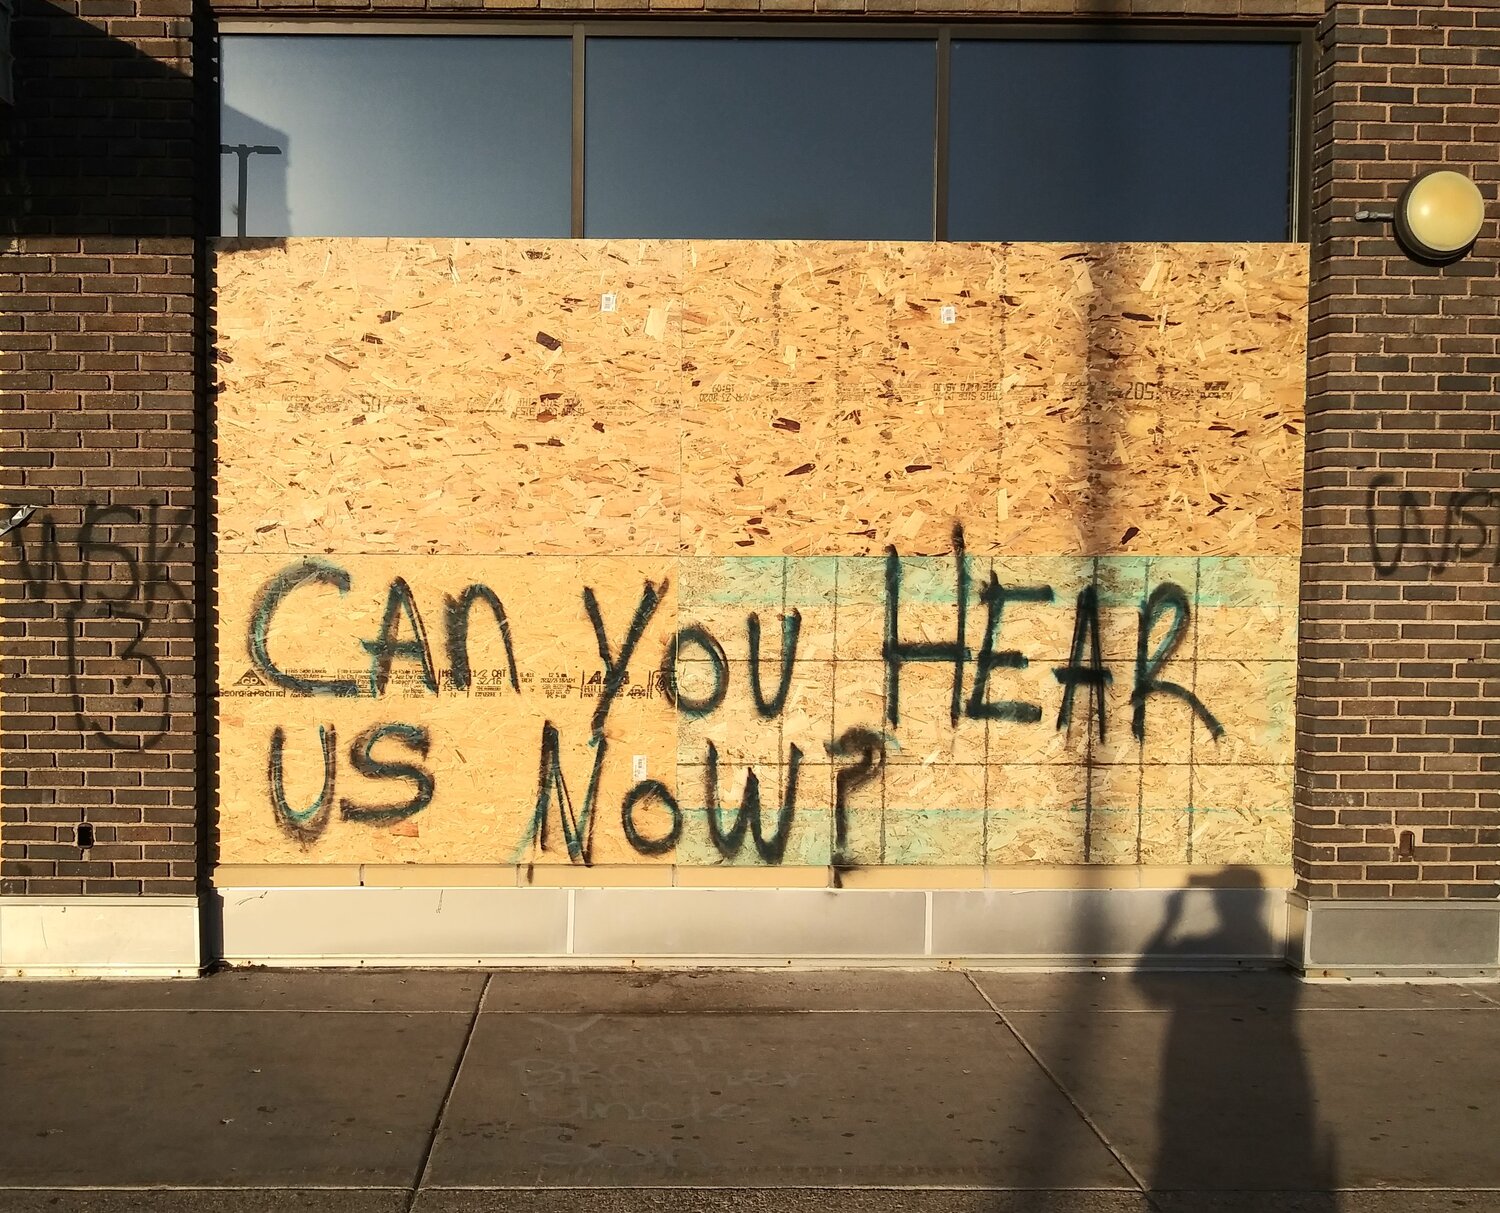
[1133,869,1339,1213]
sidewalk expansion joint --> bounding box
[965,971,1159,1209]
[407,972,490,1213]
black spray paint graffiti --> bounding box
[827,726,885,878]
[1134,584,1223,742]
[883,525,1221,746]
[704,739,804,866]
[524,578,669,863]
[255,559,479,839]
[266,716,435,842]
[1365,473,1500,575]
[1054,584,1110,742]
[9,502,189,751]
[250,525,1226,859]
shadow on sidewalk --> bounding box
[1135,868,1339,1211]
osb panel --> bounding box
[994,244,1306,557]
[215,238,1306,559]
[219,554,677,867]
[213,238,1304,871]
[218,551,1297,867]
[216,240,685,556]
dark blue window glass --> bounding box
[219,36,572,238]
[585,38,936,240]
[948,40,1295,242]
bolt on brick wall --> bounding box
[1298,0,1500,901]
[0,0,203,896]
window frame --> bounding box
[215,20,1315,243]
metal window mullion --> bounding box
[934,28,950,243]
[572,26,585,239]
[1291,28,1314,242]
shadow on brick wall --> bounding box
[0,0,202,239]
[0,0,223,924]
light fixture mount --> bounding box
[1357,169,1486,265]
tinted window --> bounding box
[947,40,1294,242]
[219,36,572,238]
[584,38,936,240]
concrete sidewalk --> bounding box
[1,969,1498,1212]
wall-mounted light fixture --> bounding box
[1357,170,1487,265]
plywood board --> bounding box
[216,239,1306,559]
[217,550,1297,867]
[213,238,1306,873]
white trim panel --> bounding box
[573,888,927,958]
[1292,894,1500,977]
[214,885,1290,966]
[0,897,200,978]
[217,887,569,965]
[932,886,1287,963]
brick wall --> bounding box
[1298,0,1500,900]
[17,0,1492,912]
[0,0,203,895]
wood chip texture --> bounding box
[214,238,1306,874]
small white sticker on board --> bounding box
[632,754,647,780]
[600,292,617,313]
[939,305,957,325]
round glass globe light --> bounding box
[1396,170,1486,260]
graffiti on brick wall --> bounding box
[8,502,189,751]
[1365,473,1500,575]
[220,526,1293,869]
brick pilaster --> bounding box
[1298,0,1500,901]
[0,0,204,896]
